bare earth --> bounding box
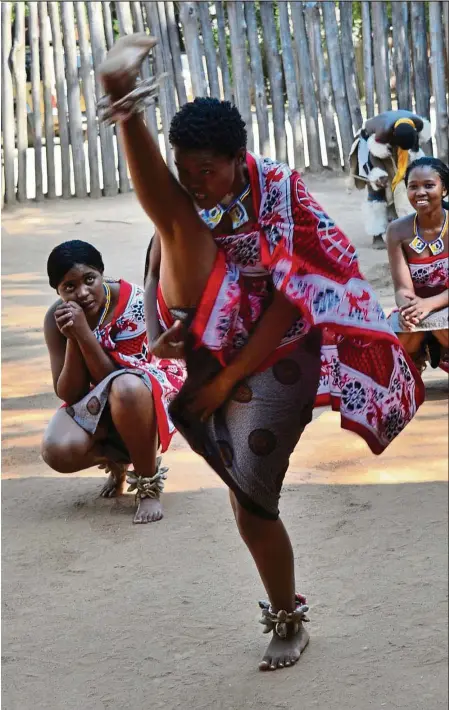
[2,175,448,710]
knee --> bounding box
[41,433,81,473]
[109,374,146,409]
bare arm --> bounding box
[188,290,300,418]
[224,290,299,384]
[44,305,91,404]
[386,222,416,308]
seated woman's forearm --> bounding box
[144,274,162,346]
[75,329,117,384]
[225,291,299,384]
[395,287,415,308]
[424,290,449,313]
[56,340,91,404]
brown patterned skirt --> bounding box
[169,328,322,520]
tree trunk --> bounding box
[361,1,375,118]
[129,0,159,139]
[259,1,286,163]
[75,1,101,198]
[29,2,44,200]
[227,1,253,151]
[391,2,412,110]
[198,1,220,98]
[87,1,118,196]
[371,1,392,113]
[48,1,71,198]
[321,2,353,169]
[443,1,449,68]
[165,1,187,107]
[305,3,340,170]
[340,1,363,131]
[38,2,56,198]
[278,2,305,169]
[411,2,431,122]
[244,1,269,156]
[1,2,15,204]
[429,1,448,162]
[10,1,27,201]
[179,2,207,98]
[215,1,232,102]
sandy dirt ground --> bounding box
[2,175,448,710]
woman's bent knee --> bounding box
[234,499,273,543]
[41,433,86,473]
[109,374,150,408]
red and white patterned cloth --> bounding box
[95,280,186,451]
[165,152,424,455]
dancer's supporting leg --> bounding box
[100,35,305,668]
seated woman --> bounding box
[386,157,449,373]
[41,239,185,523]
[98,34,424,672]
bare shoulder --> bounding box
[386,214,414,245]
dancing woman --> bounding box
[99,35,424,670]
[387,157,449,373]
[41,239,185,523]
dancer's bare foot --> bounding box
[99,462,128,498]
[133,497,163,524]
[99,32,158,99]
[259,624,309,671]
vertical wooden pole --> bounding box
[291,1,322,170]
[87,1,118,196]
[259,1,287,163]
[115,1,133,36]
[305,3,340,170]
[2,2,15,204]
[61,1,87,198]
[129,0,159,138]
[144,1,175,169]
[10,1,27,201]
[429,1,448,162]
[157,1,178,117]
[215,0,232,102]
[244,1,269,156]
[361,1,375,117]
[227,1,253,151]
[49,1,71,199]
[340,1,363,131]
[198,1,220,98]
[101,1,114,50]
[29,3,44,200]
[179,1,208,98]
[391,2,412,110]
[75,1,101,198]
[321,1,353,168]
[165,1,187,106]
[371,1,392,112]
[411,2,431,121]
[39,1,56,198]
[278,2,305,169]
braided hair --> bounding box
[406,157,449,210]
[47,240,104,290]
[169,97,247,158]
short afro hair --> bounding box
[47,240,104,290]
[406,156,449,209]
[394,122,418,151]
[169,97,247,158]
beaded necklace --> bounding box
[409,209,448,257]
[199,184,251,230]
[97,282,111,328]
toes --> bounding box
[259,658,271,671]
